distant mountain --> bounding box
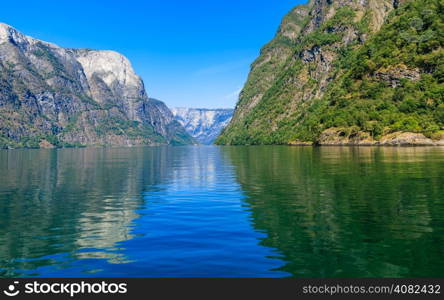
[0,23,193,148]
[171,108,234,144]
[148,99,198,145]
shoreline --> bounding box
[289,130,444,147]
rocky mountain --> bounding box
[171,108,234,144]
[217,0,443,146]
[0,23,193,148]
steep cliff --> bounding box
[171,108,234,144]
[0,23,193,148]
[217,0,443,146]
[148,99,198,145]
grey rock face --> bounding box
[148,99,197,145]
[171,108,234,144]
[0,23,193,148]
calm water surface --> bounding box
[0,146,443,277]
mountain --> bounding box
[0,23,193,148]
[171,108,234,144]
[217,0,444,146]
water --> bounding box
[0,146,443,278]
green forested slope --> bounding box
[217,0,444,145]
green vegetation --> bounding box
[235,4,311,110]
[294,0,443,142]
[32,44,68,79]
[94,117,166,144]
[78,94,101,109]
[169,129,196,146]
[0,133,85,149]
[217,0,443,145]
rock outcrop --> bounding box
[0,23,193,148]
[315,128,444,146]
[171,108,234,144]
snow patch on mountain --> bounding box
[171,108,234,144]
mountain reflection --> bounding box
[0,146,288,278]
[1,146,443,277]
[222,146,444,277]
[0,147,169,276]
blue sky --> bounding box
[0,0,305,108]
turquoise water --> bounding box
[0,146,443,277]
